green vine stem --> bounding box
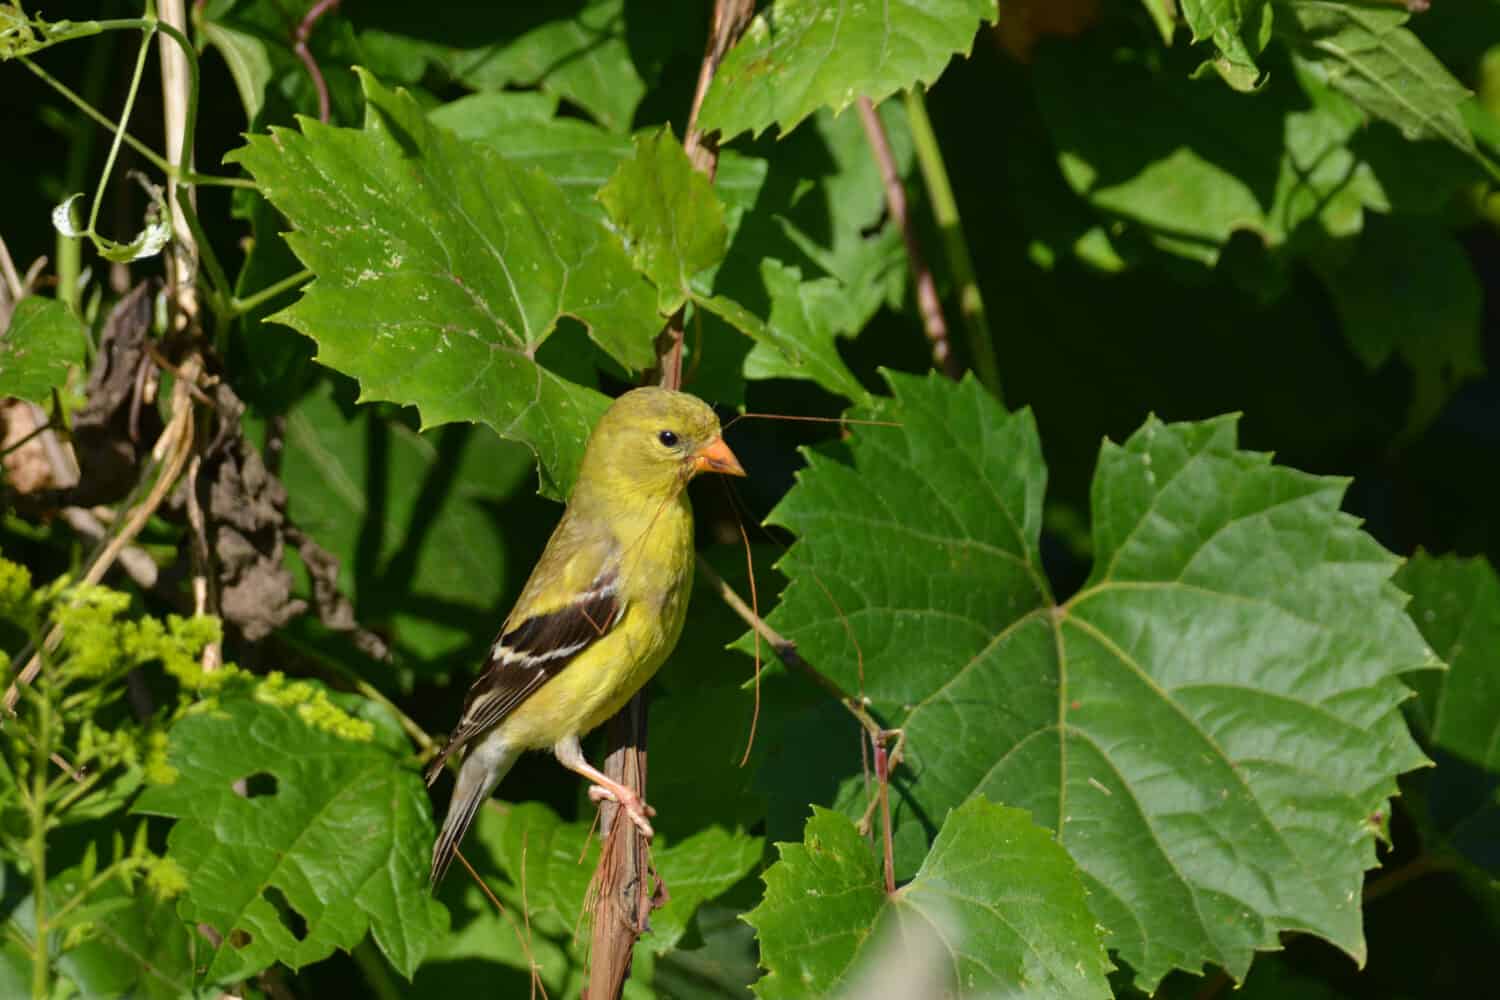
[19,54,252,189]
[903,87,1001,398]
[83,24,153,241]
[19,9,208,261]
[26,686,52,1000]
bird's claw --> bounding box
[587,784,657,838]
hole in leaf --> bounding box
[264,886,308,941]
[228,928,253,950]
[241,772,277,798]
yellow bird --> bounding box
[427,387,745,886]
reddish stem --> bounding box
[875,736,896,895]
[293,0,340,123]
[856,97,961,380]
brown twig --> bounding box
[585,5,754,997]
[856,97,961,380]
[696,556,886,740]
[293,0,340,124]
[647,0,754,389]
[698,556,907,889]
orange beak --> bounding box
[691,435,746,478]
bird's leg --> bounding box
[553,734,656,839]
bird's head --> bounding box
[576,387,745,500]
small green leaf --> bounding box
[698,271,868,404]
[1397,553,1500,770]
[1277,0,1475,155]
[274,381,534,675]
[1034,37,1390,265]
[417,800,760,995]
[201,20,272,124]
[745,799,1111,999]
[443,0,646,133]
[759,371,1433,987]
[1182,0,1273,90]
[230,70,660,498]
[698,0,998,140]
[1139,0,1178,44]
[0,296,88,403]
[1314,218,1482,433]
[599,128,729,314]
[133,692,447,983]
[55,881,196,1000]
[486,800,761,955]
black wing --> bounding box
[424,569,623,784]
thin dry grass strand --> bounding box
[808,571,866,696]
[721,478,764,768]
[720,411,902,433]
[454,846,549,1000]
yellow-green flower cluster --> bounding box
[255,672,374,742]
[121,614,232,691]
[144,855,188,899]
[50,583,131,679]
[143,729,178,785]
[0,557,37,634]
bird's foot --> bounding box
[587,784,656,838]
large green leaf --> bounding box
[230,70,660,498]
[133,691,446,983]
[745,799,1111,999]
[698,0,997,140]
[274,380,533,674]
[600,128,730,314]
[0,297,87,404]
[757,371,1432,987]
[1276,0,1475,155]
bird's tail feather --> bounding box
[430,736,519,889]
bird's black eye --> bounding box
[657,430,679,448]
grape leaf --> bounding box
[439,0,645,133]
[1033,36,1390,266]
[1277,0,1475,156]
[1394,553,1500,879]
[600,128,729,314]
[1314,218,1482,434]
[200,19,272,124]
[1397,553,1500,771]
[429,93,770,227]
[230,69,660,498]
[745,798,1111,999]
[757,370,1433,987]
[698,0,998,140]
[0,297,87,404]
[1181,0,1273,91]
[698,282,867,403]
[273,380,533,675]
[133,692,446,983]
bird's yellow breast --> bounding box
[495,494,694,750]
